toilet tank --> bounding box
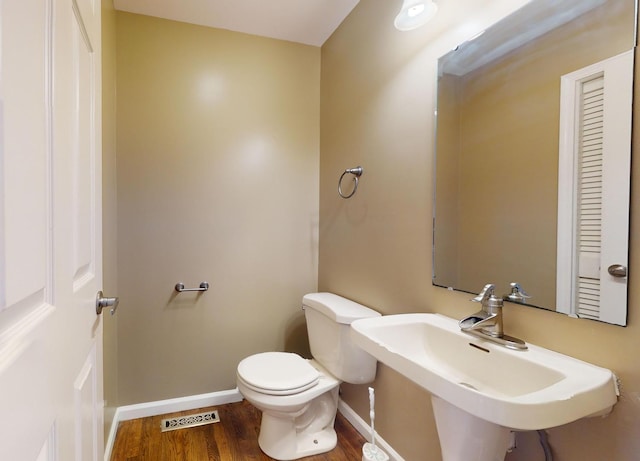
[303,292,381,384]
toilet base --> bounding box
[257,387,339,460]
[259,414,337,460]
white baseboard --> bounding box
[104,388,243,461]
[338,399,405,461]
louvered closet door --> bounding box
[557,50,633,325]
[576,75,604,319]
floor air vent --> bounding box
[161,410,220,432]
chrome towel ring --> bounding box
[338,166,363,199]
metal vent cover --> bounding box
[161,410,220,432]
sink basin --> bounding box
[350,313,618,431]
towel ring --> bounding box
[338,166,363,199]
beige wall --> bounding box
[115,12,320,404]
[101,0,118,441]
[320,1,640,460]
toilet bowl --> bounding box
[236,293,380,461]
[237,353,340,460]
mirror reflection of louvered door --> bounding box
[575,74,605,320]
[557,50,633,326]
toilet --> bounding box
[236,292,381,460]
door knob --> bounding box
[607,264,627,278]
[96,291,119,315]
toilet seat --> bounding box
[237,352,319,396]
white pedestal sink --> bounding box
[350,313,618,461]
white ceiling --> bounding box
[113,0,361,47]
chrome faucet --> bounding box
[459,284,503,337]
[459,283,528,350]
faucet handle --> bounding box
[471,283,496,303]
[505,282,531,302]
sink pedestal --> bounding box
[432,396,511,461]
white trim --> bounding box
[113,388,243,421]
[104,411,119,461]
[338,399,405,461]
[556,62,579,315]
[104,388,243,461]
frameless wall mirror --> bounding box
[433,0,637,325]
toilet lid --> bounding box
[237,352,319,395]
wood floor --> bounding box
[110,400,367,461]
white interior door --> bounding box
[0,0,104,460]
